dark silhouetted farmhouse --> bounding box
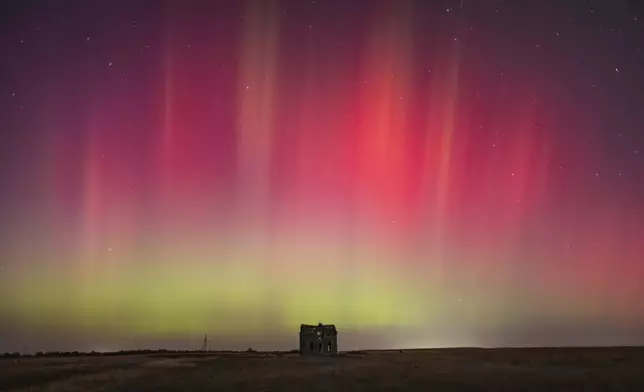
[299,323,338,355]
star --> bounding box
[108,62,113,67]
[86,36,91,42]
[615,67,620,73]
[108,248,113,252]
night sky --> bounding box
[1,0,643,353]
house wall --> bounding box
[326,337,338,353]
[299,333,337,355]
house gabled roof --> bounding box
[300,323,337,335]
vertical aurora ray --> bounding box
[236,1,279,221]
[161,1,174,205]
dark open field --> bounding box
[2,347,644,391]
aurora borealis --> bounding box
[1,0,643,352]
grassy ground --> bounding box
[1,347,644,391]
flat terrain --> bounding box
[2,347,644,391]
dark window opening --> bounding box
[319,343,322,353]
[328,342,332,352]
[310,342,314,351]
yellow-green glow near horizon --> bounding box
[7,237,431,333]
[5,235,635,340]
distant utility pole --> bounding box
[201,334,208,352]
